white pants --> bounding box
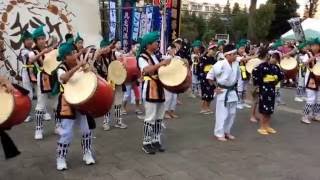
[164,89,177,111]
[305,89,320,104]
[144,101,165,124]
[58,112,90,144]
[237,77,248,93]
[214,99,237,138]
[114,85,124,106]
[21,69,34,100]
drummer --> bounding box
[294,42,309,102]
[137,32,171,154]
[28,26,56,140]
[301,38,320,124]
[190,40,202,98]
[55,42,95,170]
[236,39,252,110]
[0,76,21,159]
[18,30,35,123]
[206,44,239,141]
[94,38,127,131]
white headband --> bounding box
[224,49,237,56]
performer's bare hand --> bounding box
[214,87,223,94]
[160,59,171,66]
[42,47,53,54]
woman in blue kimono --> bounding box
[252,50,284,135]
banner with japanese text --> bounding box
[0,0,101,76]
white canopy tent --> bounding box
[281,18,320,40]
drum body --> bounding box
[158,58,191,93]
[0,85,31,129]
[108,57,141,85]
[64,71,114,118]
[245,58,263,74]
[280,57,298,79]
[43,49,60,75]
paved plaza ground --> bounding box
[1,88,320,180]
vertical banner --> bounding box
[170,0,181,41]
[132,10,141,42]
[146,6,154,34]
[121,0,133,52]
[288,17,305,42]
[153,6,161,32]
[109,0,117,41]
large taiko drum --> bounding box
[246,58,263,74]
[63,70,114,118]
[0,84,31,129]
[280,57,298,79]
[312,63,320,81]
[43,49,60,75]
[108,57,141,85]
[158,58,191,93]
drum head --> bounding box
[280,57,297,70]
[64,71,98,105]
[0,91,14,125]
[43,49,60,75]
[108,60,127,85]
[313,63,320,76]
[246,58,263,74]
[158,59,188,87]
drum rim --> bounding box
[245,58,262,74]
[312,64,320,75]
[0,90,15,124]
[64,71,99,105]
[108,60,127,85]
[280,57,298,69]
[158,59,188,86]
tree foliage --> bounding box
[267,0,299,39]
[232,2,241,15]
[254,3,276,40]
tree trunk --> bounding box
[248,0,257,42]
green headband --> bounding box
[236,39,248,49]
[75,32,84,44]
[58,42,75,61]
[100,37,111,48]
[137,31,160,58]
[192,40,202,48]
[20,30,33,42]
[32,26,46,39]
[307,38,320,45]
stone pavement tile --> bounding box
[151,153,195,172]
[135,161,167,178]
[4,166,46,180]
[164,171,195,180]
[110,169,146,180]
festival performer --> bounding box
[294,42,309,102]
[252,49,284,135]
[18,30,36,122]
[28,26,57,139]
[137,32,171,154]
[190,40,202,98]
[94,38,127,131]
[122,42,143,115]
[206,44,239,142]
[164,44,178,119]
[236,39,252,109]
[55,42,95,171]
[215,41,225,61]
[0,76,21,159]
[114,40,124,59]
[301,38,320,124]
[198,44,217,114]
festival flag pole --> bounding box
[160,0,167,55]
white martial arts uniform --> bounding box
[236,55,249,108]
[207,58,240,138]
[296,53,308,99]
[19,48,35,100]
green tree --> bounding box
[254,3,276,40]
[267,0,299,39]
[223,0,231,16]
[247,0,257,42]
[231,13,249,40]
[207,13,226,34]
[232,2,241,15]
[202,30,216,44]
[307,0,319,17]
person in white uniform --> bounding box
[137,32,171,154]
[295,42,309,102]
[55,42,95,171]
[18,30,36,122]
[207,44,240,142]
